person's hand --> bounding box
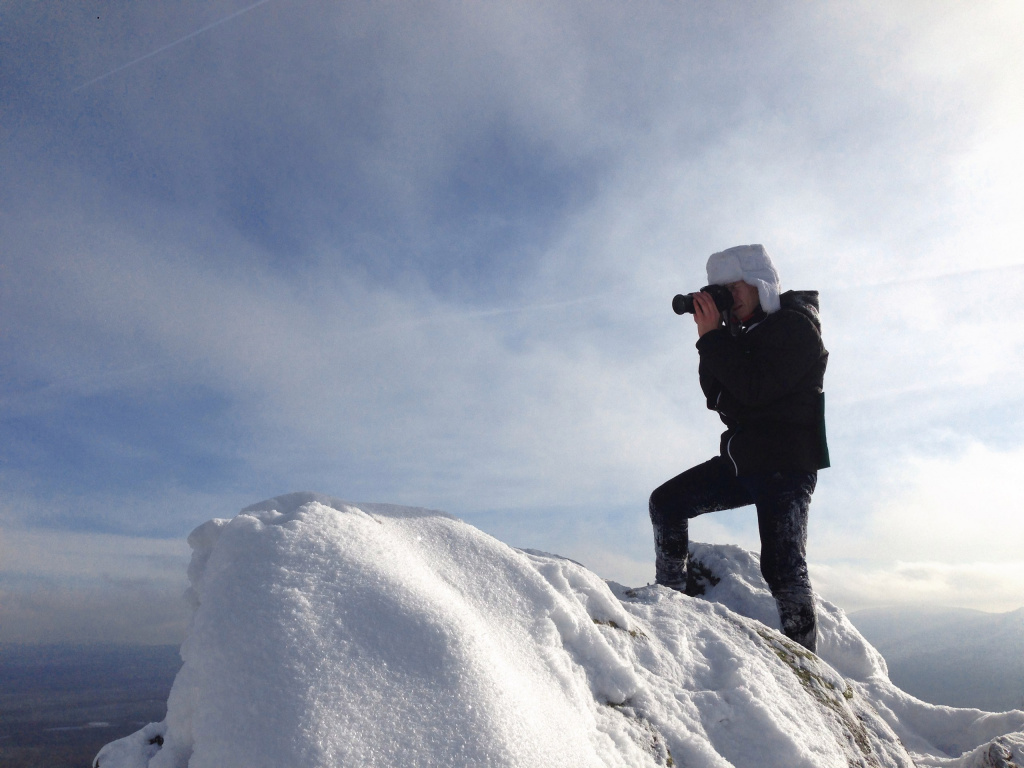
[692,291,722,337]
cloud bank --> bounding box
[2,0,1023,640]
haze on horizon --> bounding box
[2,0,1023,644]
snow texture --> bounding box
[94,493,1024,768]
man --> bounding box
[649,244,829,652]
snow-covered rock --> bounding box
[94,493,1024,768]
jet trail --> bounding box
[73,0,275,91]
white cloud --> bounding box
[4,0,1024,631]
[0,527,190,580]
[810,443,1024,565]
[0,527,191,643]
[804,442,1024,611]
[867,443,1024,563]
[0,575,190,644]
[812,560,1024,614]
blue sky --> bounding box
[2,0,1023,642]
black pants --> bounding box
[649,456,818,652]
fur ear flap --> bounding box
[751,278,781,313]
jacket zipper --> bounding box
[725,432,739,476]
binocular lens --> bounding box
[672,285,734,315]
[672,294,695,315]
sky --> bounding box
[2,0,1023,644]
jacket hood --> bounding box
[706,244,782,314]
[780,289,822,333]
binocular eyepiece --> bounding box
[672,284,734,315]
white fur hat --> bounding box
[706,244,782,314]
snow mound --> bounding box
[95,493,1024,768]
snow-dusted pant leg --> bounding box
[649,457,752,590]
[748,471,818,653]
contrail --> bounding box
[833,262,1024,293]
[73,0,275,92]
[340,292,617,340]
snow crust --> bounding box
[94,493,1024,768]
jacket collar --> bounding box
[731,307,767,335]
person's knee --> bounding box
[649,486,669,525]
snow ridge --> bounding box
[95,494,1024,768]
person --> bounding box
[649,244,829,652]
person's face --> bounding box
[727,281,760,321]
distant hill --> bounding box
[850,606,1024,712]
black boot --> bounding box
[654,528,689,592]
[655,548,688,591]
[775,588,817,653]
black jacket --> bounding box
[696,290,829,476]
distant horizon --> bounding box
[1,499,1022,647]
